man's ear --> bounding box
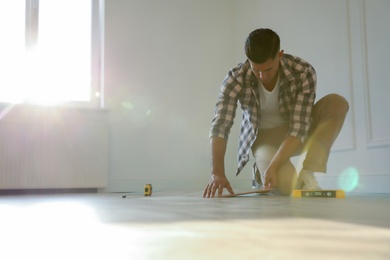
[278,49,284,59]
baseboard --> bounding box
[101,178,253,193]
[0,188,98,195]
[104,175,390,194]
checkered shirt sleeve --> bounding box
[209,69,241,141]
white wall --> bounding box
[103,0,390,193]
[104,0,236,191]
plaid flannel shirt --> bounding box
[209,54,317,176]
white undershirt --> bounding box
[259,76,288,129]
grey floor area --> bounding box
[1,190,390,259]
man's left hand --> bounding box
[263,166,278,188]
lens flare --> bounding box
[121,101,134,110]
[338,167,359,192]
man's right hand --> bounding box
[203,175,234,198]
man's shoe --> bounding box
[297,170,322,190]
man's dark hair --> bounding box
[245,28,280,63]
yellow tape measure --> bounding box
[144,184,152,196]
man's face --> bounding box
[249,50,284,85]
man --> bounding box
[203,28,349,198]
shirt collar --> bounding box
[246,57,295,84]
[279,56,295,82]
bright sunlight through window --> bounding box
[0,0,103,106]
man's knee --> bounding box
[252,145,277,162]
[325,93,349,115]
[315,94,349,122]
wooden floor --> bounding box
[1,190,390,259]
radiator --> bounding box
[0,105,109,189]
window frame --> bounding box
[10,0,105,108]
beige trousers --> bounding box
[251,94,349,195]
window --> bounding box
[0,0,104,107]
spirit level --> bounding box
[292,189,345,198]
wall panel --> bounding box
[361,0,390,148]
